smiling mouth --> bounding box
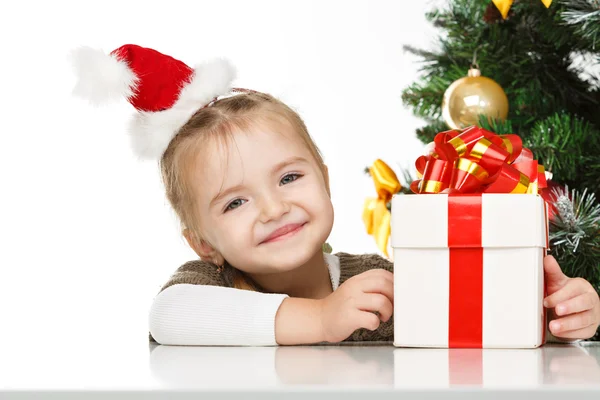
[261,223,306,244]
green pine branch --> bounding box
[477,116,515,134]
[560,0,600,49]
[525,113,600,194]
[548,185,600,288]
[413,120,450,143]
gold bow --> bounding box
[362,159,401,257]
[492,0,552,19]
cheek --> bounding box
[217,213,255,245]
[322,198,335,227]
[301,184,333,217]
[310,179,332,203]
[318,187,335,225]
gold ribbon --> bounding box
[363,159,401,257]
[492,0,552,19]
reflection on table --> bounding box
[148,342,600,389]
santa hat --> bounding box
[69,44,237,159]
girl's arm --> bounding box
[148,269,395,346]
[149,284,290,346]
[273,297,324,344]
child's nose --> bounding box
[259,193,290,223]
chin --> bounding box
[263,245,319,272]
[256,239,325,273]
[226,245,310,274]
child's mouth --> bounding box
[261,222,306,244]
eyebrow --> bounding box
[209,156,309,208]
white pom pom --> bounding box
[177,58,237,108]
[128,57,237,160]
[69,46,138,105]
[128,108,194,160]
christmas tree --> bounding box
[402,0,600,340]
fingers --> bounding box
[544,278,591,308]
[554,292,598,316]
[356,293,393,322]
[543,255,569,291]
[355,269,394,302]
[357,268,394,283]
[361,278,394,304]
[548,325,598,340]
[342,269,395,332]
[549,309,599,339]
[356,310,382,331]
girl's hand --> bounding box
[318,269,394,343]
[543,255,600,340]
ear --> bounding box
[183,228,225,266]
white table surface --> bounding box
[2,339,599,399]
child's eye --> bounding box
[280,173,302,185]
[224,198,246,212]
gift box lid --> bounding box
[390,194,548,249]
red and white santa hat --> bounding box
[69,44,237,160]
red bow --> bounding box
[411,126,547,194]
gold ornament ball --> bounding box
[442,68,509,130]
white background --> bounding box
[0,0,442,344]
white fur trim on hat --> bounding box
[129,58,237,160]
[69,46,138,105]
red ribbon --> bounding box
[448,194,483,348]
[410,126,547,195]
[410,126,549,348]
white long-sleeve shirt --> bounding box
[148,253,340,346]
[148,252,579,346]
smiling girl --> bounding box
[71,44,600,346]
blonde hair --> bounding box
[159,91,329,291]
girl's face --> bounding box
[191,120,334,274]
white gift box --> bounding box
[391,193,548,348]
